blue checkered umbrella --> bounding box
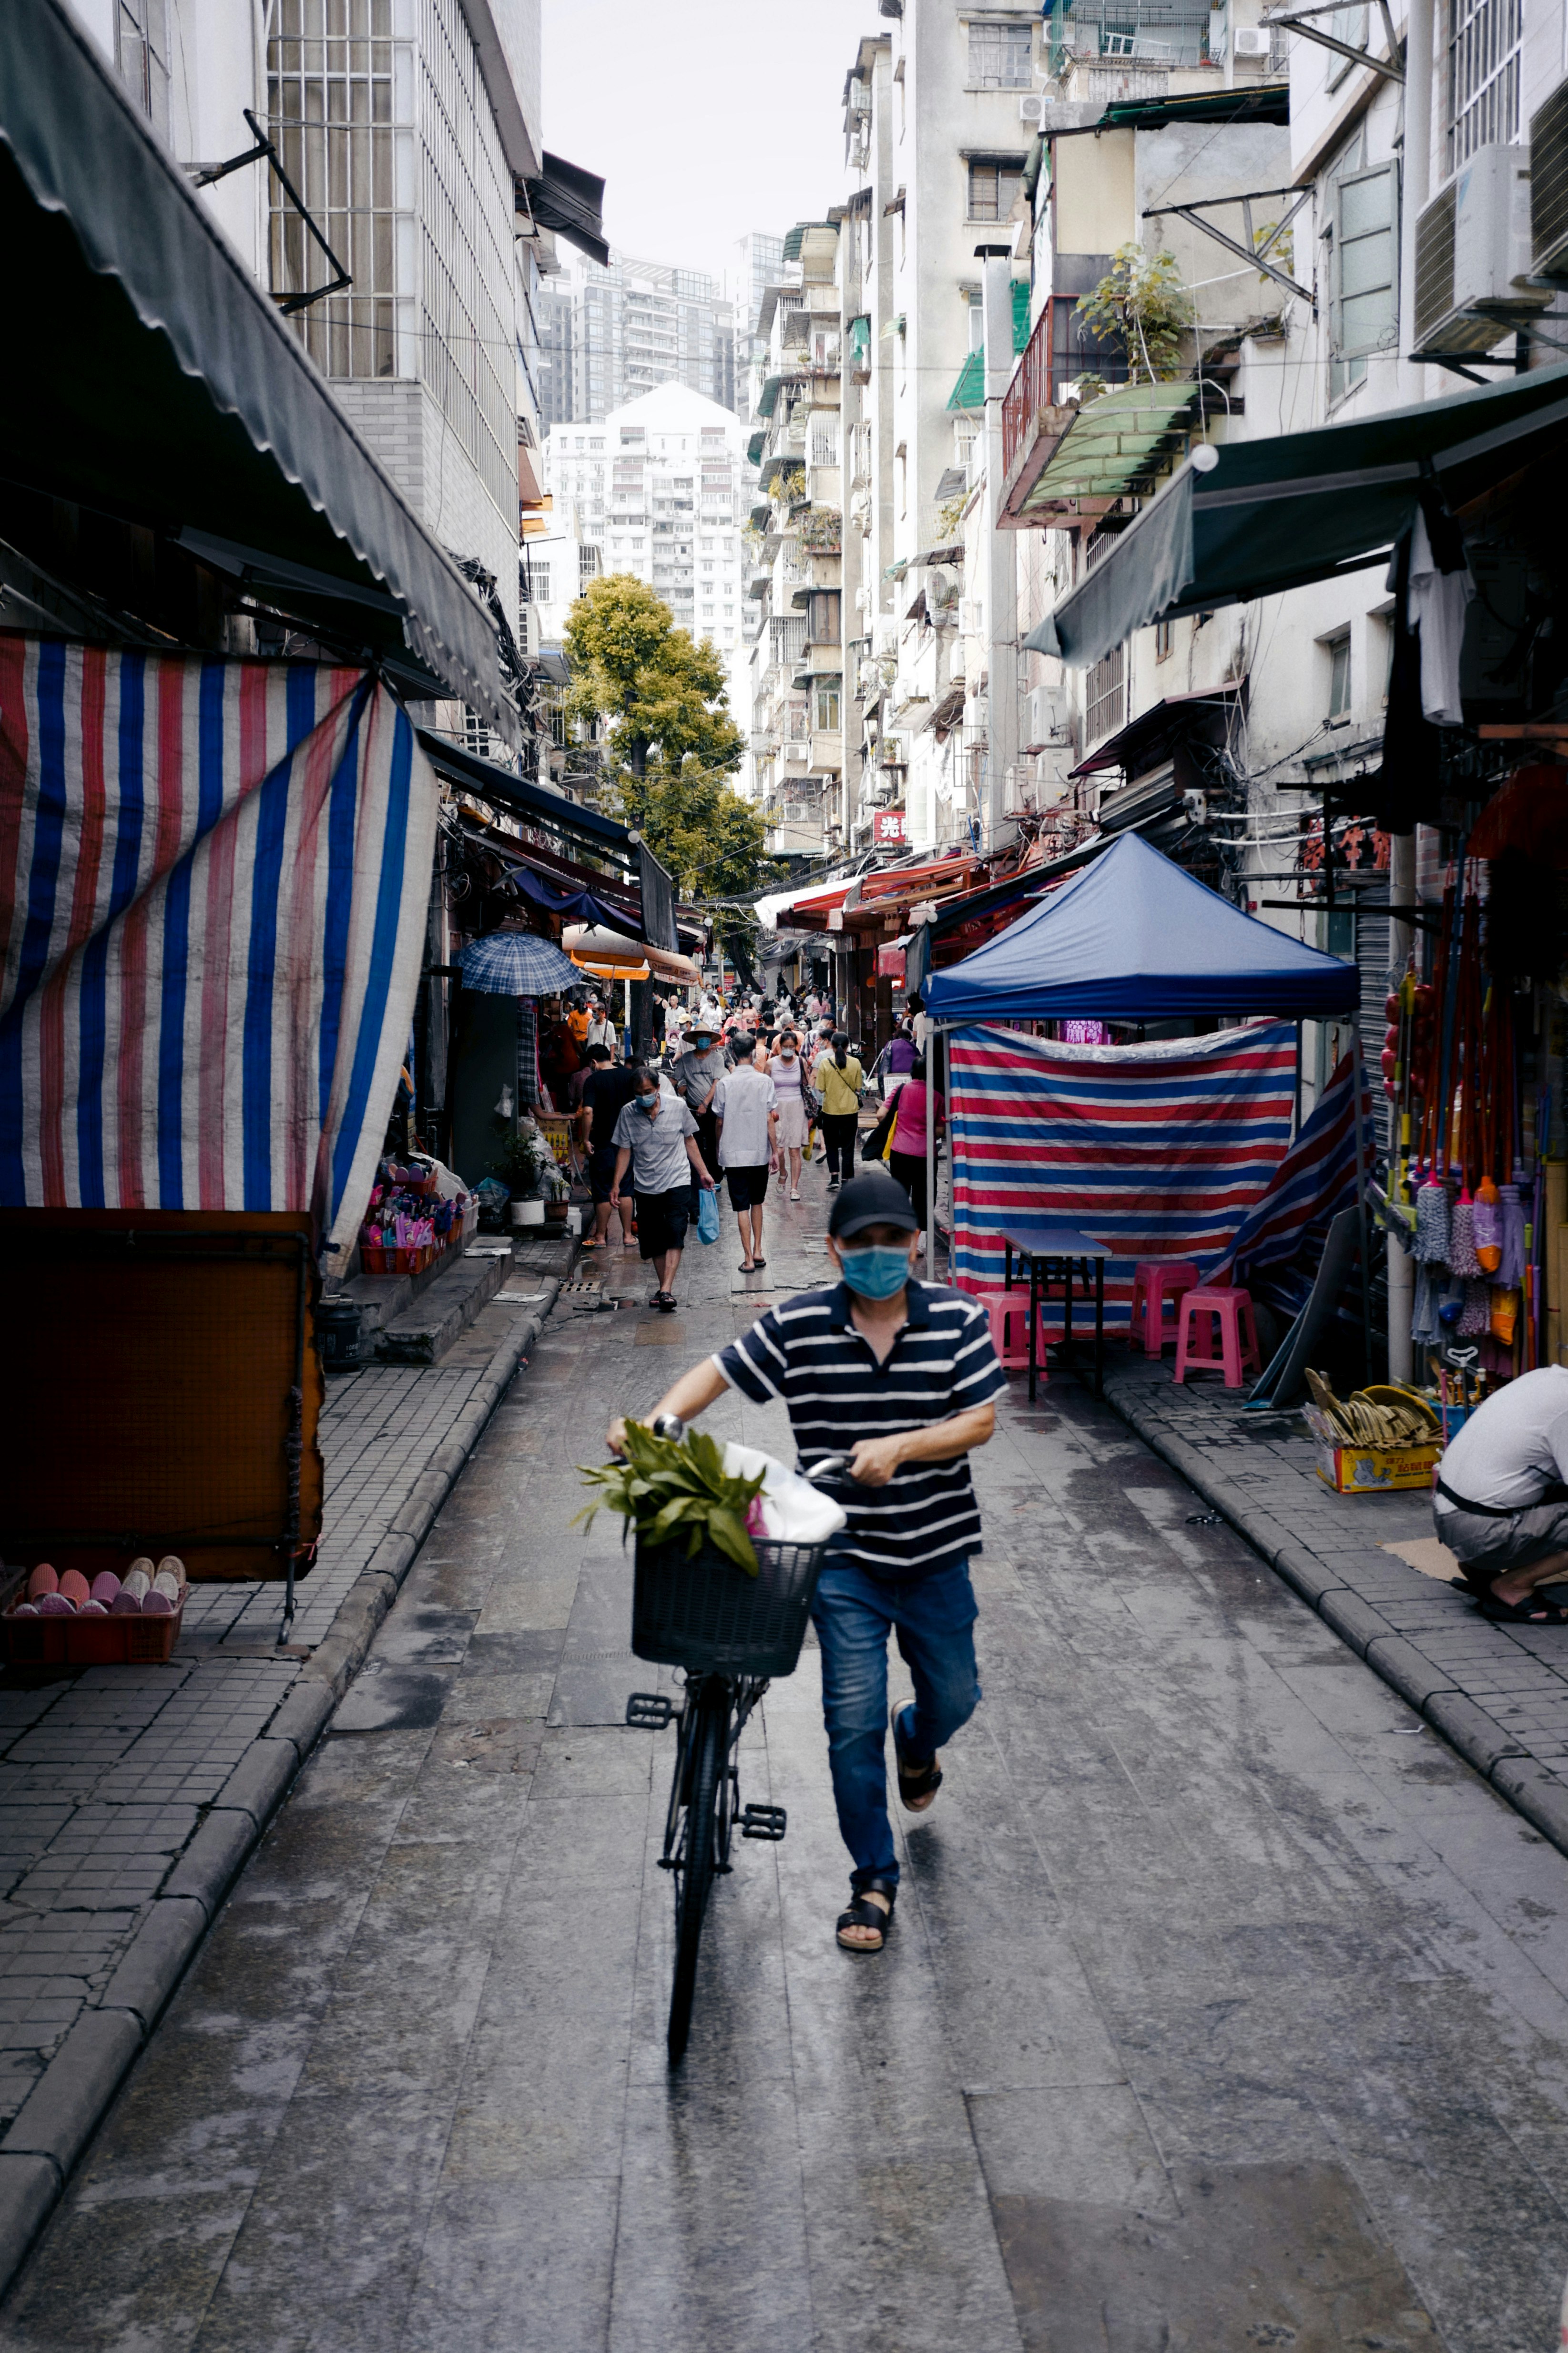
[459,929,586,996]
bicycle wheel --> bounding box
[667,1680,727,2064]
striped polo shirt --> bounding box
[713,1280,1006,1579]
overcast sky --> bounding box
[541,0,865,290]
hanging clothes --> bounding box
[1408,506,1474,726]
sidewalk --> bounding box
[0,1256,569,2288]
[1104,1347,1568,1857]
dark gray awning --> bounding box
[0,1,509,736]
[1031,361,1568,669]
[524,153,608,268]
[417,730,634,858]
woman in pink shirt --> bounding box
[887,1056,943,1241]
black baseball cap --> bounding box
[828,1171,920,1242]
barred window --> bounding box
[1446,0,1521,175]
[967,156,1026,223]
[1084,645,1125,746]
[266,0,397,379]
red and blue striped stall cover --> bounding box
[947,1021,1298,1321]
[1208,1053,1368,1305]
[0,641,437,1249]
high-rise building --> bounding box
[733,230,787,420]
[542,253,737,423]
[536,383,750,700]
[536,284,576,431]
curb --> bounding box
[0,1279,560,2300]
[1102,1374,1568,1869]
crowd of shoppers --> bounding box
[567,973,937,1309]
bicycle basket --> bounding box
[631,1531,830,1677]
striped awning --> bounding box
[0,641,437,1248]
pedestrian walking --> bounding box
[585,996,617,1055]
[612,1170,1004,1952]
[608,1064,715,1312]
[813,1031,865,1191]
[669,1022,729,1216]
[715,1039,778,1273]
[769,1029,810,1199]
[887,1054,943,1246]
[574,1044,638,1251]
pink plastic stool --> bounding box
[1128,1260,1200,1357]
[961,1285,1045,1378]
[1173,1286,1261,1388]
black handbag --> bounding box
[861,1085,902,1162]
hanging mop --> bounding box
[1446,891,1484,1281]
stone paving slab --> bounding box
[0,1266,565,2292]
[1104,1347,1568,1858]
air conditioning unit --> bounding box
[1413,144,1548,357]
[1232,24,1271,56]
[1019,94,1046,126]
[958,597,984,633]
[1531,76,1568,276]
[1021,685,1057,754]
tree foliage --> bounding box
[1079,246,1191,384]
[562,573,773,910]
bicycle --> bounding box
[623,1419,851,2063]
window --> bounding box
[815,682,842,732]
[1155,617,1174,662]
[967,156,1026,223]
[1085,645,1126,745]
[809,414,841,469]
[1329,151,1398,403]
[1327,4,1368,88]
[524,563,550,603]
[266,0,397,379]
[808,590,842,643]
[968,20,1034,85]
[1446,0,1521,174]
[116,0,169,133]
[1325,631,1352,718]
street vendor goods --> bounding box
[1303,1373,1443,1494]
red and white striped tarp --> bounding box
[947,1021,1297,1322]
[0,640,437,1248]
[1208,1052,1369,1311]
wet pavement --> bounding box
[4,1179,1568,2350]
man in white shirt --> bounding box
[584,997,617,1055]
[714,1038,778,1274]
[1434,1364,1568,1623]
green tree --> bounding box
[1079,246,1192,384]
[562,574,774,918]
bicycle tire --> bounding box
[667,1683,726,2064]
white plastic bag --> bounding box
[721,1442,847,1544]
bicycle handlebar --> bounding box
[649,1417,854,1486]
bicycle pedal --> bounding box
[740,1803,787,1841]
[625,1692,674,1729]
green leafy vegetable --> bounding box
[575,1422,767,1575]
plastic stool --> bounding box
[1173,1286,1261,1388]
[963,1286,1045,1377]
[1129,1260,1200,1357]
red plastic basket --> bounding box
[0,1588,188,1666]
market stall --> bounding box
[0,642,439,1634]
[921,833,1365,1360]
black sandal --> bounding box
[891,1703,944,1813]
[1476,1591,1568,1625]
[835,1876,896,1955]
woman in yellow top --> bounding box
[811,1031,865,1192]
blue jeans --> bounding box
[810,1555,980,1892]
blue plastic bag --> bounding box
[696,1185,720,1246]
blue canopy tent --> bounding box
[917,834,1369,1366]
[921,833,1361,1025]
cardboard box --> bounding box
[1302,1403,1440,1492]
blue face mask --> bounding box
[838,1244,913,1300]
[639,1094,660,1116]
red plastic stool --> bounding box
[961,1286,1045,1378]
[1128,1259,1200,1357]
[1174,1286,1261,1388]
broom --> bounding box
[1472,977,1503,1273]
[1446,893,1483,1280]
[1415,879,1458,1264]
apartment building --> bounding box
[733,229,788,423]
[535,382,750,695]
[544,252,738,423]
[537,281,576,429]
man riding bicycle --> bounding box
[609,1170,1004,1955]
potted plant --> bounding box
[575,1423,767,1573]
[499,1124,549,1226]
